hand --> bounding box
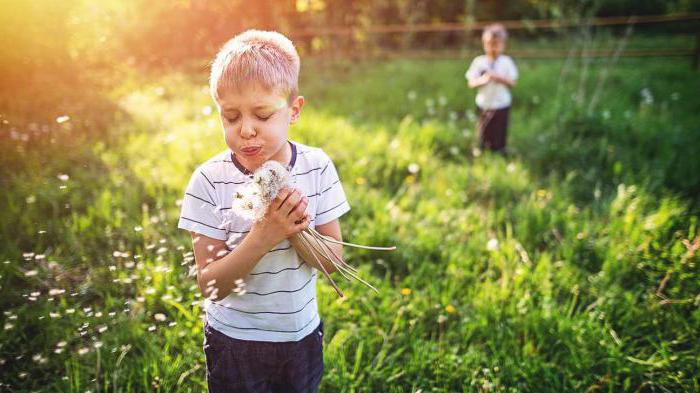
[251,187,310,247]
[488,71,502,84]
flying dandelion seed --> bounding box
[56,115,70,124]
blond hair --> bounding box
[209,30,300,102]
[482,23,508,41]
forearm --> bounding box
[198,232,272,301]
[492,75,515,88]
[468,75,490,89]
[289,232,342,274]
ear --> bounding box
[289,95,305,124]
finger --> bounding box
[294,212,309,226]
[271,188,293,210]
[281,189,302,214]
[293,214,310,231]
[289,197,308,221]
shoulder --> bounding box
[195,150,234,177]
[469,55,487,66]
[501,55,517,66]
[292,141,334,171]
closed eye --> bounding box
[256,114,273,121]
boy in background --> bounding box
[178,30,350,392]
[466,23,518,153]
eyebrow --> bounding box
[222,105,275,113]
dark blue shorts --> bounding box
[203,320,324,393]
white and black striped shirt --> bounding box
[178,141,350,342]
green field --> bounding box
[1,54,699,392]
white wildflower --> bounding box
[486,238,499,251]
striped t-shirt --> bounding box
[178,141,350,342]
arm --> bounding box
[489,72,516,88]
[288,219,343,274]
[191,188,309,301]
[468,72,492,89]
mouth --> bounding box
[240,146,262,157]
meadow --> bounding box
[1,48,699,391]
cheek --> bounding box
[222,125,237,146]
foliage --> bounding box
[2,35,699,392]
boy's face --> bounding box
[482,34,505,57]
[216,83,304,171]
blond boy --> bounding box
[178,30,350,392]
[466,24,518,152]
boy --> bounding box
[178,30,350,392]
[466,23,518,153]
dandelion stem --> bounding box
[305,229,379,293]
[306,227,397,251]
[295,232,343,297]
[305,228,358,273]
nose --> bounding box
[239,118,257,139]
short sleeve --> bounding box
[178,168,227,240]
[506,57,518,81]
[314,153,350,226]
[465,57,482,81]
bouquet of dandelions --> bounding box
[232,160,395,297]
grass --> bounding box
[1,48,699,391]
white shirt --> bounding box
[178,141,350,342]
[465,55,518,110]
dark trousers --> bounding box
[477,106,510,152]
[203,321,324,393]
